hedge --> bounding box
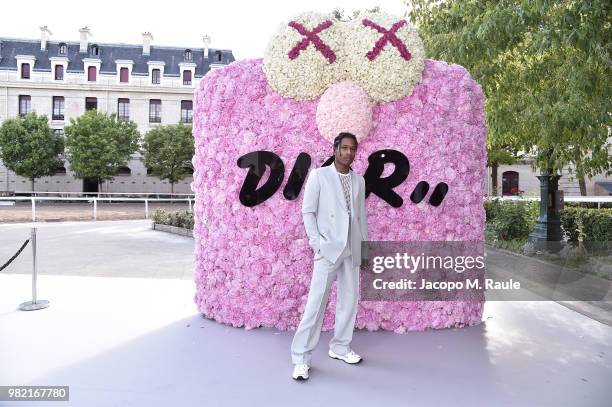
[152,209,194,230]
[485,199,612,243]
[560,207,612,242]
[151,203,611,242]
[484,200,538,241]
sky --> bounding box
[2,0,408,60]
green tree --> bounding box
[64,110,139,191]
[0,113,64,191]
[142,123,195,194]
[408,0,611,195]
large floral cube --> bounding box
[192,11,487,332]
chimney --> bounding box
[40,26,52,51]
[79,26,92,54]
[142,32,153,56]
[202,34,211,59]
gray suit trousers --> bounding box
[291,242,359,364]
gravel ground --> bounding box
[0,201,190,223]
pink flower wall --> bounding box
[192,58,487,333]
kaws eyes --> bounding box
[263,11,426,103]
[263,12,346,100]
[344,12,426,103]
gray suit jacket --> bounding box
[301,164,368,268]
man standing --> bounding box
[291,132,369,381]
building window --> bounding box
[181,100,193,123]
[88,66,97,82]
[117,166,131,176]
[149,99,161,123]
[182,166,194,175]
[55,65,64,81]
[59,43,67,55]
[90,45,99,57]
[19,95,31,116]
[117,98,130,121]
[52,96,65,120]
[120,67,129,83]
[183,70,192,85]
[54,166,67,175]
[21,63,30,79]
[152,68,160,84]
[184,49,192,61]
[216,50,223,62]
[85,97,97,110]
[53,129,64,137]
[502,171,520,196]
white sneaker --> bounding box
[328,349,363,364]
[292,363,310,380]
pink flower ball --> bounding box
[316,81,373,142]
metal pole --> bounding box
[145,199,149,219]
[32,228,37,302]
[188,198,192,212]
[93,198,97,221]
[19,228,50,311]
[31,198,36,222]
[528,174,562,252]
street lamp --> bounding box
[527,149,563,252]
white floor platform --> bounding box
[1,273,610,407]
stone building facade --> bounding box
[0,27,234,194]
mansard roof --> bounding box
[0,38,234,77]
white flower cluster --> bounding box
[262,11,426,103]
[345,12,426,103]
[262,11,347,101]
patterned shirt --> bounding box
[337,170,352,217]
[337,168,353,256]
